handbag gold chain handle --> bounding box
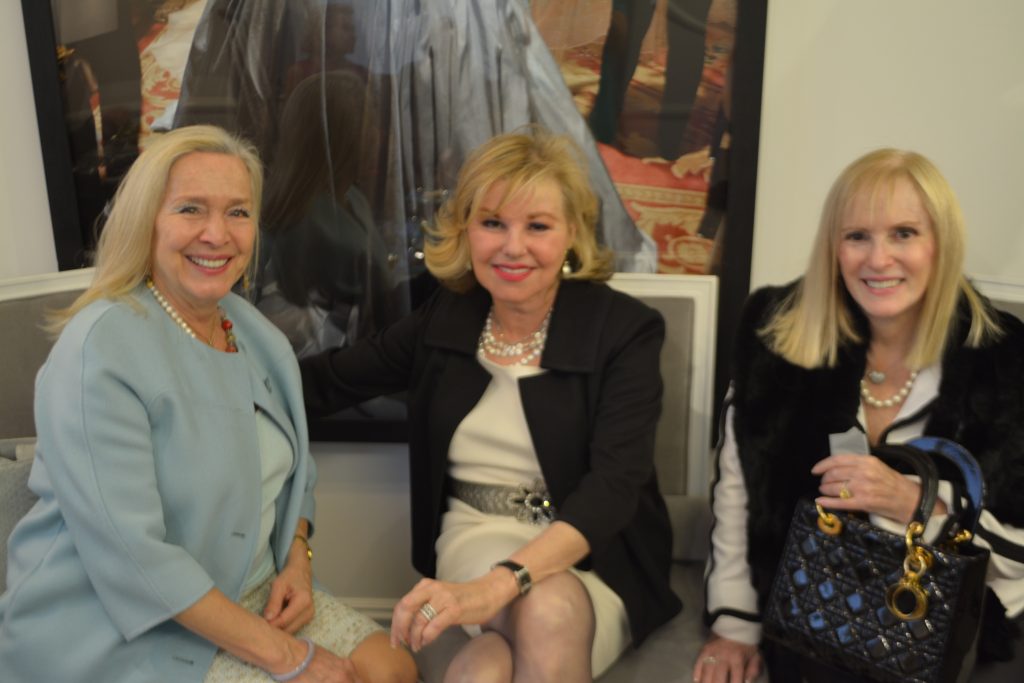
[885,521,932,621]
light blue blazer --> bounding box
[0,287,316,683]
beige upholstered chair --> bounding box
[0,276,86,440]
[0,271,89,588]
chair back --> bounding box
[0,270,91,439]
[0,269,91,587]
[608,274,717,560]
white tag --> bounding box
[828,427,869,456]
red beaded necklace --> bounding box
[147,278,238,353]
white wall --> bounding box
[0,1,57,279]
[752,0,1024,293]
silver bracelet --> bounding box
[271,637,315,682]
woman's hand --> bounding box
[291,644,363,683]
[812,453,945,524]
[390,573,519,652]
[264,540,316,633]
[692,633,762,683]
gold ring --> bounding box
[418,602,438,622]
[703,655,718,665]
[839,481,853,499]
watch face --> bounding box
[511,565,531,594]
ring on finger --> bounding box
[839,481,853,499]
[703,655,717,665]
[418,602,438,622]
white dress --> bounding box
[435,353,631,676]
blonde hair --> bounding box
[763,148,1001,369]
[425,128,614,291]
[50,125,263,331]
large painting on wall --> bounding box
[23,0,766,439]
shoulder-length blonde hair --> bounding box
[763,148,1001,369]
[425,127,614,291]
[50,125,263,331]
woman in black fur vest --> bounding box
[694,149,1024,683]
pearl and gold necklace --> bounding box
[478,307,551,366]
[147,278,237,352]
[859,370,917,409]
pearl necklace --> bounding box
[478,307,551,366]
[147,278,237,352]
[860,370,917,409]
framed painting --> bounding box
[531,0,767,421]
[22,0,766,439]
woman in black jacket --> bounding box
[696,148,1024,683]
[301,129,680,682]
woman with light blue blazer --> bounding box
[0,126,416,683]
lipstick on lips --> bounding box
[493,263,532,282]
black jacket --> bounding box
[301,280,682,644]
[728,281,1024,663]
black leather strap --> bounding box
[908,436,985,534]
[492,560,532,595]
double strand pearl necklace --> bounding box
[478,306,552,366]
[147,278,237,352]
[859,370,918,409]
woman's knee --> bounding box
[350,631,418,683]
[444,631,513,683]
[510,572,595,639]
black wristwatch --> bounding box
[492,560,532,595]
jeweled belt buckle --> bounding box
[507,478,556,525]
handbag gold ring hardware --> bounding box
[815,503,843,535]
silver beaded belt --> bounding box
[448,477,557,525]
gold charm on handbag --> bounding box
[885,521,932,620]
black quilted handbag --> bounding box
[763,437,990,683]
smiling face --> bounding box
[466,179,574,315]
[150,152,255,320]
[837,176,936,334]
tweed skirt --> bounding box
[204,574,383,681]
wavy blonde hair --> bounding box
[763,148,1001,369]
[50,125,263,331]
[425,128,613,291]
